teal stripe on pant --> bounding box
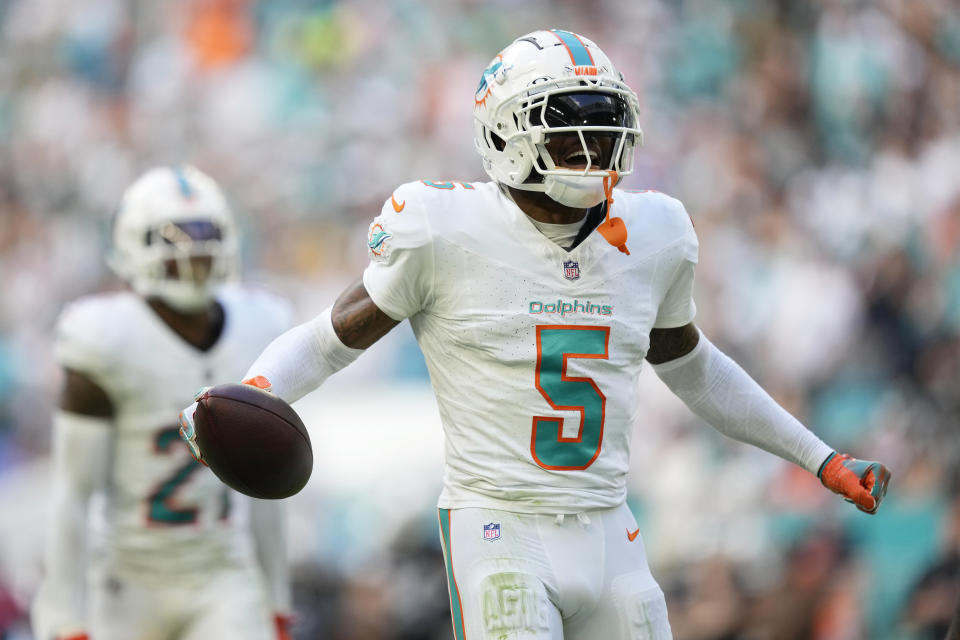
[438,509,466,640]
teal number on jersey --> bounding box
[531,325,609,470]
[147,427,229,524]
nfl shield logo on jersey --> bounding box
[483,522,501,541]
[563,260,580,281]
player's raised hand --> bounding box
[818,452,891,514]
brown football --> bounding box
[193,383,312,499]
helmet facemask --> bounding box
[523,89,638,173]
[130,219,237,312]
[513,86,641,208]
[525,88,639,207]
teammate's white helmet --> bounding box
[109,165,238,312]
[474,29,643,208]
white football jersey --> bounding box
[363,181,698,513]
[54,285,292,575]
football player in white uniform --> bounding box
[32,166,294,640]
[182,30,891,639]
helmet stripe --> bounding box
[172,165,194,199]
[551,30,595,67]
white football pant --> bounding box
[88,561,274,640]
[438,503,672,639]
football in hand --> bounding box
[193,383,313,499]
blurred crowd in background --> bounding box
[1,0,960,638]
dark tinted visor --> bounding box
[530,91,634,129]
[145,220,223,246]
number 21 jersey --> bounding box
[54,285,291,573]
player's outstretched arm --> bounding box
[330,276,401,349]
[32,370,113,640]
[246,277,399,402]
[648,323,891,514]
[179,279,401,462]
[240,278,398,404]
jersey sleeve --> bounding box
[653,199,699,329]
[32,411,113,639]
[54,298,118,390]
[361,182,435,321]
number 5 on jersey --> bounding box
[532,325,609,470]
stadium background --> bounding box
[1,0,959,638]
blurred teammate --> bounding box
[32,166,294,640]
[183,31,891,639]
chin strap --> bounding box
[596,170,629,255]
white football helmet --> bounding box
[108,165,238,312]
[474,29,643,208]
